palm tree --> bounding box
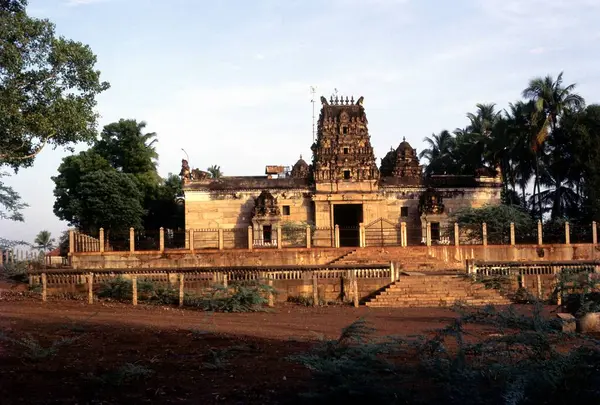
[207,165,223,179]
[419,130,455,176]
[34,230,55,253]
[522,72,585,218]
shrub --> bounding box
[0,333,81,361]
[290,304,600,404]
[185,281,275,312]
[2,260,29,283]
[97,276,132,300]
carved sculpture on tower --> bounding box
[290,155,311,179]
[311,95,379,183]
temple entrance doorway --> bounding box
[333,204,363,247]
[263,225,273,244]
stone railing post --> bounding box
[482,222,488,246]
[276,224,282,249]
[248,226,253,250]
[129,227,135,252]
[267,278,274,307]
[159,227,165,252]
[131,275,138,306]
[189,229,195,253]
[306,225,311,249]
[69,230,75,255]
[87,273,94,304]
[218,228,224,250]
[454,222,459,246]
[593,221,598,245]
[390,261,395,283]
[99,228,105,253]
[426,222,431,247]
[510,222,515,246]
[334,225,340,248]
[358,223,365,248]
[401,222,407,247]
[537,220,543,246]
[41,273,47,302]
[312,272,319,307]
[179,273,185,307]
[565,221,571,245]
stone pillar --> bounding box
[565,222,571,245]
[88,273,94,304]
[189,229,195,253]
[129,228,135,252]
[593,221,598,245]
[390,261,395,283]
[69,230,75,255]
[99,228,105,253]
[218,228,224,250]
[334,225,340,248]
[312,272,319,306]
[132,275,138,306]
[248,226,253,250]
[454,222,459,246]
[426,222,431,247]
[223,273,228,288]
[482,222,488,246]
[306,225,311,249]
[159,227,165,253]
[41,273,47,302]
[179,273,185,307]
[268,278,274,308]
[401,222,407,247]
[352,270,359,308]
[537,220,543,246]
[510,222,515,245]
[358,223,365,248]
[276,225,282,249]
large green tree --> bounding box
[0,0,109,221]
[522,72,584,218]
[53,120,184,233]
[76,170,145,234]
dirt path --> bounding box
[0,298,559,404]
[0,299,460,340]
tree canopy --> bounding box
[0,0,109,222]
[52,119,184,234]
[34,230,55,252]
[420,72,600,223]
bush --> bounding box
[98,276,132,300]
[185,281,275,312]
[2,260,29,283]
[98,277,179,305]
[290,304,600,404]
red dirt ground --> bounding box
[0,293,559,404]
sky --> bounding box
[2,0,600,244]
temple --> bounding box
[181,95,502,247]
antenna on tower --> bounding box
[310,86,316,143]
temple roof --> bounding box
[183,176,310,191]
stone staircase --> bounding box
[365,274,511,308]
[330,247,463,272]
